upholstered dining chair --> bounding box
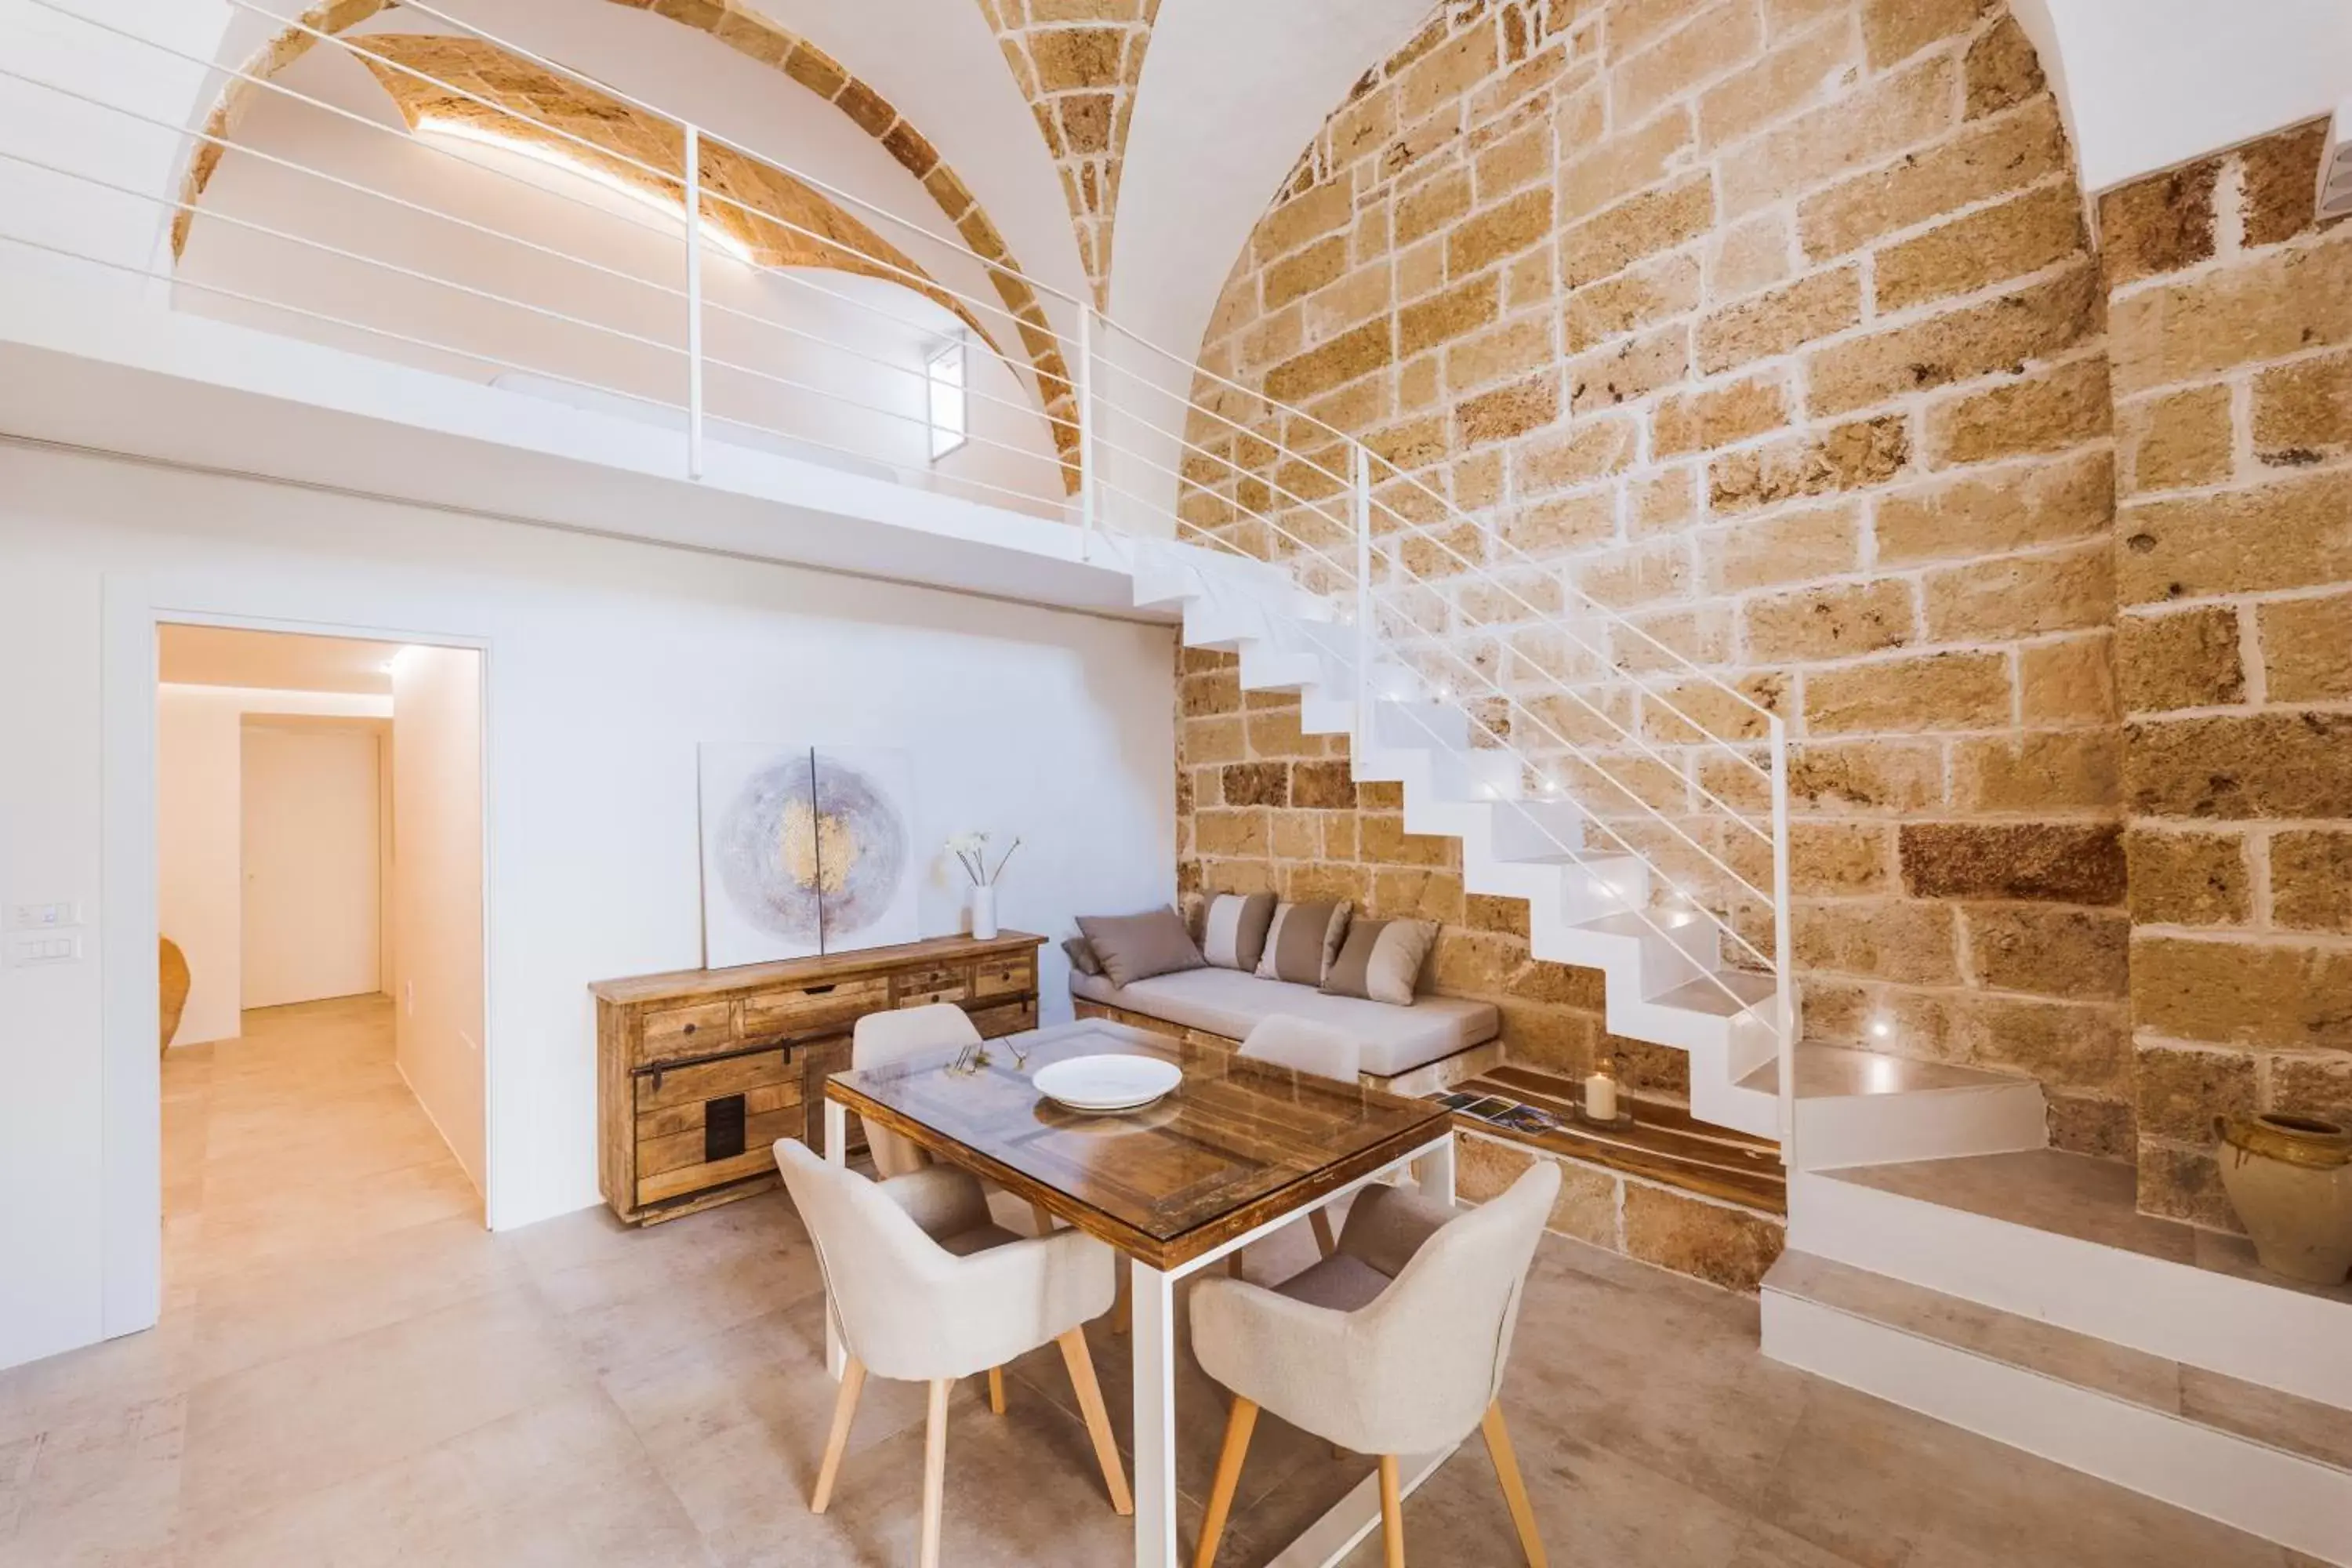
[773,1139,1132,1568]
[854,1002,1060,1242]
[1187,1161,1559,1568]
[1229,1015,1363,1273]
[851,1003,982,1178]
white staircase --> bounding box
[1113,531,1788,1136]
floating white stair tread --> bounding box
[1790,1044,2028,1098]
[1572,909,1715,942]
[1767,1251,2352,1472]
[1650,971,1775,1016]
[1825,1149,2352,1306]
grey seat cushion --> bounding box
[1069,966,1497,1077]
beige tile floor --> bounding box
[0,994,2323,1567]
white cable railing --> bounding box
[0,0,1795,1142]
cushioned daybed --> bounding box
[1069,967,1498,1083]
[1065,897,1501,1091]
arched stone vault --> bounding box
[351,34,1000,352]
[974,0,1160,307]
[173,0,1078,485]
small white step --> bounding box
[1791,1149,2352,1410]
[1764,1250,2352,1565]
[1785,1044,2048,1170]
[1368,698,1468,750]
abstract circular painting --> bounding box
[699,745,919,966]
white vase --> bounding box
[970,885,998,940]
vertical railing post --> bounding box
[684,122,704,481]
[1352,441,1373,756]
[1076,306,1098,558]
[1769,713,1795,1164]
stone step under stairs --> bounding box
[1112,532,2352,1562]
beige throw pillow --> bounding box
[1254,900,1352,986]
[1062,935,1104,977]
[1200,892,1277,971]
[1320,917,1438,1006]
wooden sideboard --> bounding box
[590,931,1046,1225]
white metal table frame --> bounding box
[821,1098,1457,1568]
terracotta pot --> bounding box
[159,936,191,1054]
[2214,1112,2352,1286]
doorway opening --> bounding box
[155,624,488,1304]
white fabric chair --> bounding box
[851,1003,982,1178]
[773,1138,1131,1568]
[1187,1161,1559,1568]
[1228,1015,1363,1273]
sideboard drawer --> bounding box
[893,964,970,1008]
[972,957,1033,999]
[637,1046,793,1113]
[971,1000,1038,1038]
[641,1000,737,1065]
[742,975,890,1039]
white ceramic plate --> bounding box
[1032,1054,1182,1113]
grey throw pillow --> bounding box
[1200,892,1277,971]
[1074,908,1206,989]
[1062,935,1104,977]
[1254,900,1352,986]
[1320,917,1439,1006]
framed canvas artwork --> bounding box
[698,744,920,968]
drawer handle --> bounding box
[805,983,838,995]
[682,1022,698,1036]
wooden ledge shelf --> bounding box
[1450,1064,1785,1216]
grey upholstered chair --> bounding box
[1187,1161,1559,1568]
[773,1139,1131,1568]
[851,1003,982,1178]
[1229,1015,1362,1273]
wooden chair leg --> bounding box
[1226,1253,1246,1279]
[809,1356,866,1514]
[1029,1201,1056,1236]
[1482,1402,1546,1567]
[1193,1396,1258,1568]
[1112,1268,1131,1335]
[986,1366,1006,1415]
[1308,1208,1338,1258]
[1378,1454,1405,1568]
[1056,1327,1134,1515]
[920,1378,950,1568]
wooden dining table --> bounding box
[822,1017,1457,1568]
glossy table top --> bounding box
[825,1019,1449,1270]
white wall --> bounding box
[156,683,391,1046]
[0,438,1175,1372]
[390,646,486,1194]
[2020,0,2352,193]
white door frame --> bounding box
[101,577,495,1341]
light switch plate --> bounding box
[9,902,85,931]
[9,934,82,966]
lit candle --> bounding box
[1584,1069,1617,1123]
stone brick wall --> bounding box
[2100,122,2352,1225]
[1175,0,2135,1162]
